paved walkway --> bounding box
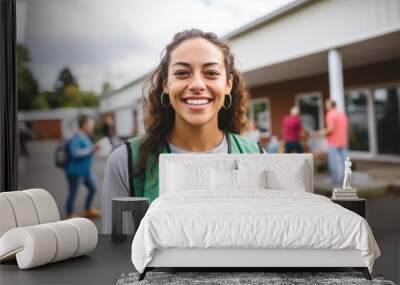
[18,140,107,232]
[314,160,400,198]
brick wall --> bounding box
[249,58,400,138]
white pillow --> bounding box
[236,169,268,189]
[211,168,237,190]
[266,163,306,191]
[211,168,268,191]
[237,159,308,191]
[167,162,212,191]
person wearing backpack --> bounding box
[65,115,101,219]
[101,29,264,234]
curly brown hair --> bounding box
[136,28,250,177]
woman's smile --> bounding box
[181,96,214,111]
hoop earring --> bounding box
[223,94,232,110]
[160,92,170,107]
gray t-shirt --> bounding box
[101,135,228,234]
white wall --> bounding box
[229,0,400,72]
[99,77,148,114]
[100,77,149,137]
[115,108,134,137]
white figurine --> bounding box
[342,157,352,189]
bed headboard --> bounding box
[159,154,314,195]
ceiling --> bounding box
[243,30,400,87]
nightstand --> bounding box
[112,197,149,242]
[332,198,366,218]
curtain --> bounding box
[0,0,18,192]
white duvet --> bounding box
[131,190,380,273]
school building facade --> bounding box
[18,108,99,140]
[100,0,400,162]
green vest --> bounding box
[125,132,263,202]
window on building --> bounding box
[374,86,400,155]
[345,89,371,152]
[249,98,271,136]
[345,84,400,158]
[295,92,323,131]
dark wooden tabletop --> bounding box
[0,235,134,285]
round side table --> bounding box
[112,197,149,242]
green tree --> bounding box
[101,81,113,93]
[32,92,50,109]
[17,44,41,110]
[48,67,78,108]
[55,67,77,92]
[81,91,99,107]
[48,67,98,108]
[62,84,81,107]
[60,84,99,108]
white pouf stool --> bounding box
[0,189,98,269]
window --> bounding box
[345,89,370,152]
[344,83,400,158]
[295,92,323,131]
[374,86,400,155]
[249,98,271,136]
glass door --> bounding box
[374,86,400,155]
[345,89,371,153]
[295,92,323,132]
[249,98,271,136]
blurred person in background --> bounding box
[18,121,33,173]
[18,121,32,159]
[266,135,279,153]
[282,106,303,153]
[242,119,261,143]
[103,114,115,142]
[102,114,120,149]
[318,99,349,187]
[65,115,101,219]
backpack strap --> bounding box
[228,132,263,154]
[124,141,135,196]
[226,131,232,153]
[125,137,170,201]
[257,142,264,153]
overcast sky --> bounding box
[17,0,295,94]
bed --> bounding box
[131,154,381,280]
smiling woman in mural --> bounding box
[101,28,263,234]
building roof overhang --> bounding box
[243,31,400,87]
